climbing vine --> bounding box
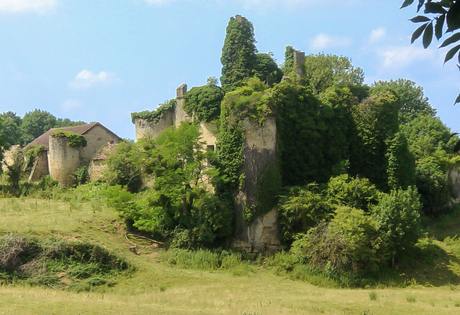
[130,99,176,124]
[51,130,87,147]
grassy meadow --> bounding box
[1,195,460,314]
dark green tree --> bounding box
[183,84,225,122]
[274,81,332,186]
[20,109,57,146]
[304,53,365,95]
[220,15,258,91]
[0,112,22,145]
[372,79,436,123]
[350,92,401,191]
[385,132,416,190]
[253,53,283,87]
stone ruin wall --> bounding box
[448,166,460,205]
[48,136,82,187]
[233,115,281,252]
[134,84,190,143]
[80,125,121,162]
[28,151,49,182]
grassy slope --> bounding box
[0,197,460,315]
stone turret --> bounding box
[48,135,82,187]
[233,115,281,252]
[293,50,305,78]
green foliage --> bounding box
[20,109,57,146]
[350,92,401,191]
[303,53,365,95]
[105,122,233,248]
[324,174,380,212]
[282,45,295,74]
[279,175,380,244]
[401,0,460,103]
[130,99,176,124]
[253,53,283,87]
[183,84,224,122]
[372,79,435,123]
[23,145,46,173]
[0,234,131,291]
[0,111,22,145]
[220,15,258,91]
[51,130,87,147]
[274,81,336,185]
[371,187,422,260]
[72,163,89,186]
[386,132,416,190]
[401,114,454,160]
[3,148,26,188]
[290,206,383,273]
[279,184,335,243]
[415,155,451,213]
[103,140,143,193]
[217,78,274,188]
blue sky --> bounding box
[0,0,458,139]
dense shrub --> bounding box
[183,84,224,122]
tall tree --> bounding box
[350,92,401,191]
[304,53,365,95]
[20,109,56,145]
[220,15,258,91]
[372,79,436,123]
[0,112,22,145]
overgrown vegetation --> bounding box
[51,130,87,147]
[130,99,176,124]
[0,15,459,304]
[0,234,131,291]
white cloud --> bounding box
[310,33,352,50]
[369,28,386,44]
[62,99,82,111]
[0,0,58,13]
[378,45,436,69]
[68,70,121,90]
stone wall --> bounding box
[134,84,189,142]
[293,50,305,78]
[233,115,281,252]
[1,145,21,172]
[134,111,175,142]
[28,151,49,181]
[81,125,121,162]
[448,166,460,205]
[48,135,82,187]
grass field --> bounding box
[1,196,460,314]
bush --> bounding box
[371,186,422,262]
[291,206,384,272]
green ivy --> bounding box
[51,130,87,147]
[130,99,176,124]
[183,84,224,122]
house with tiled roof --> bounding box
[27,122,121,186]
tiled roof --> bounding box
[92,142,118,161]
[24,122,121,150]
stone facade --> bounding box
[233,116,281,252]
[49,135,82,187]
[26,122,121,186]
[134,84,192,143]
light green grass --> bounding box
[1,196,460,314]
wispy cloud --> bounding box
[378,45,436,69]
[62,99,83,111]
[369,28,386,44]
[0,0,58,13]
[310,33,352,50]
[68,70,121,90]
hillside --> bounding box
[1,194,460,314]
